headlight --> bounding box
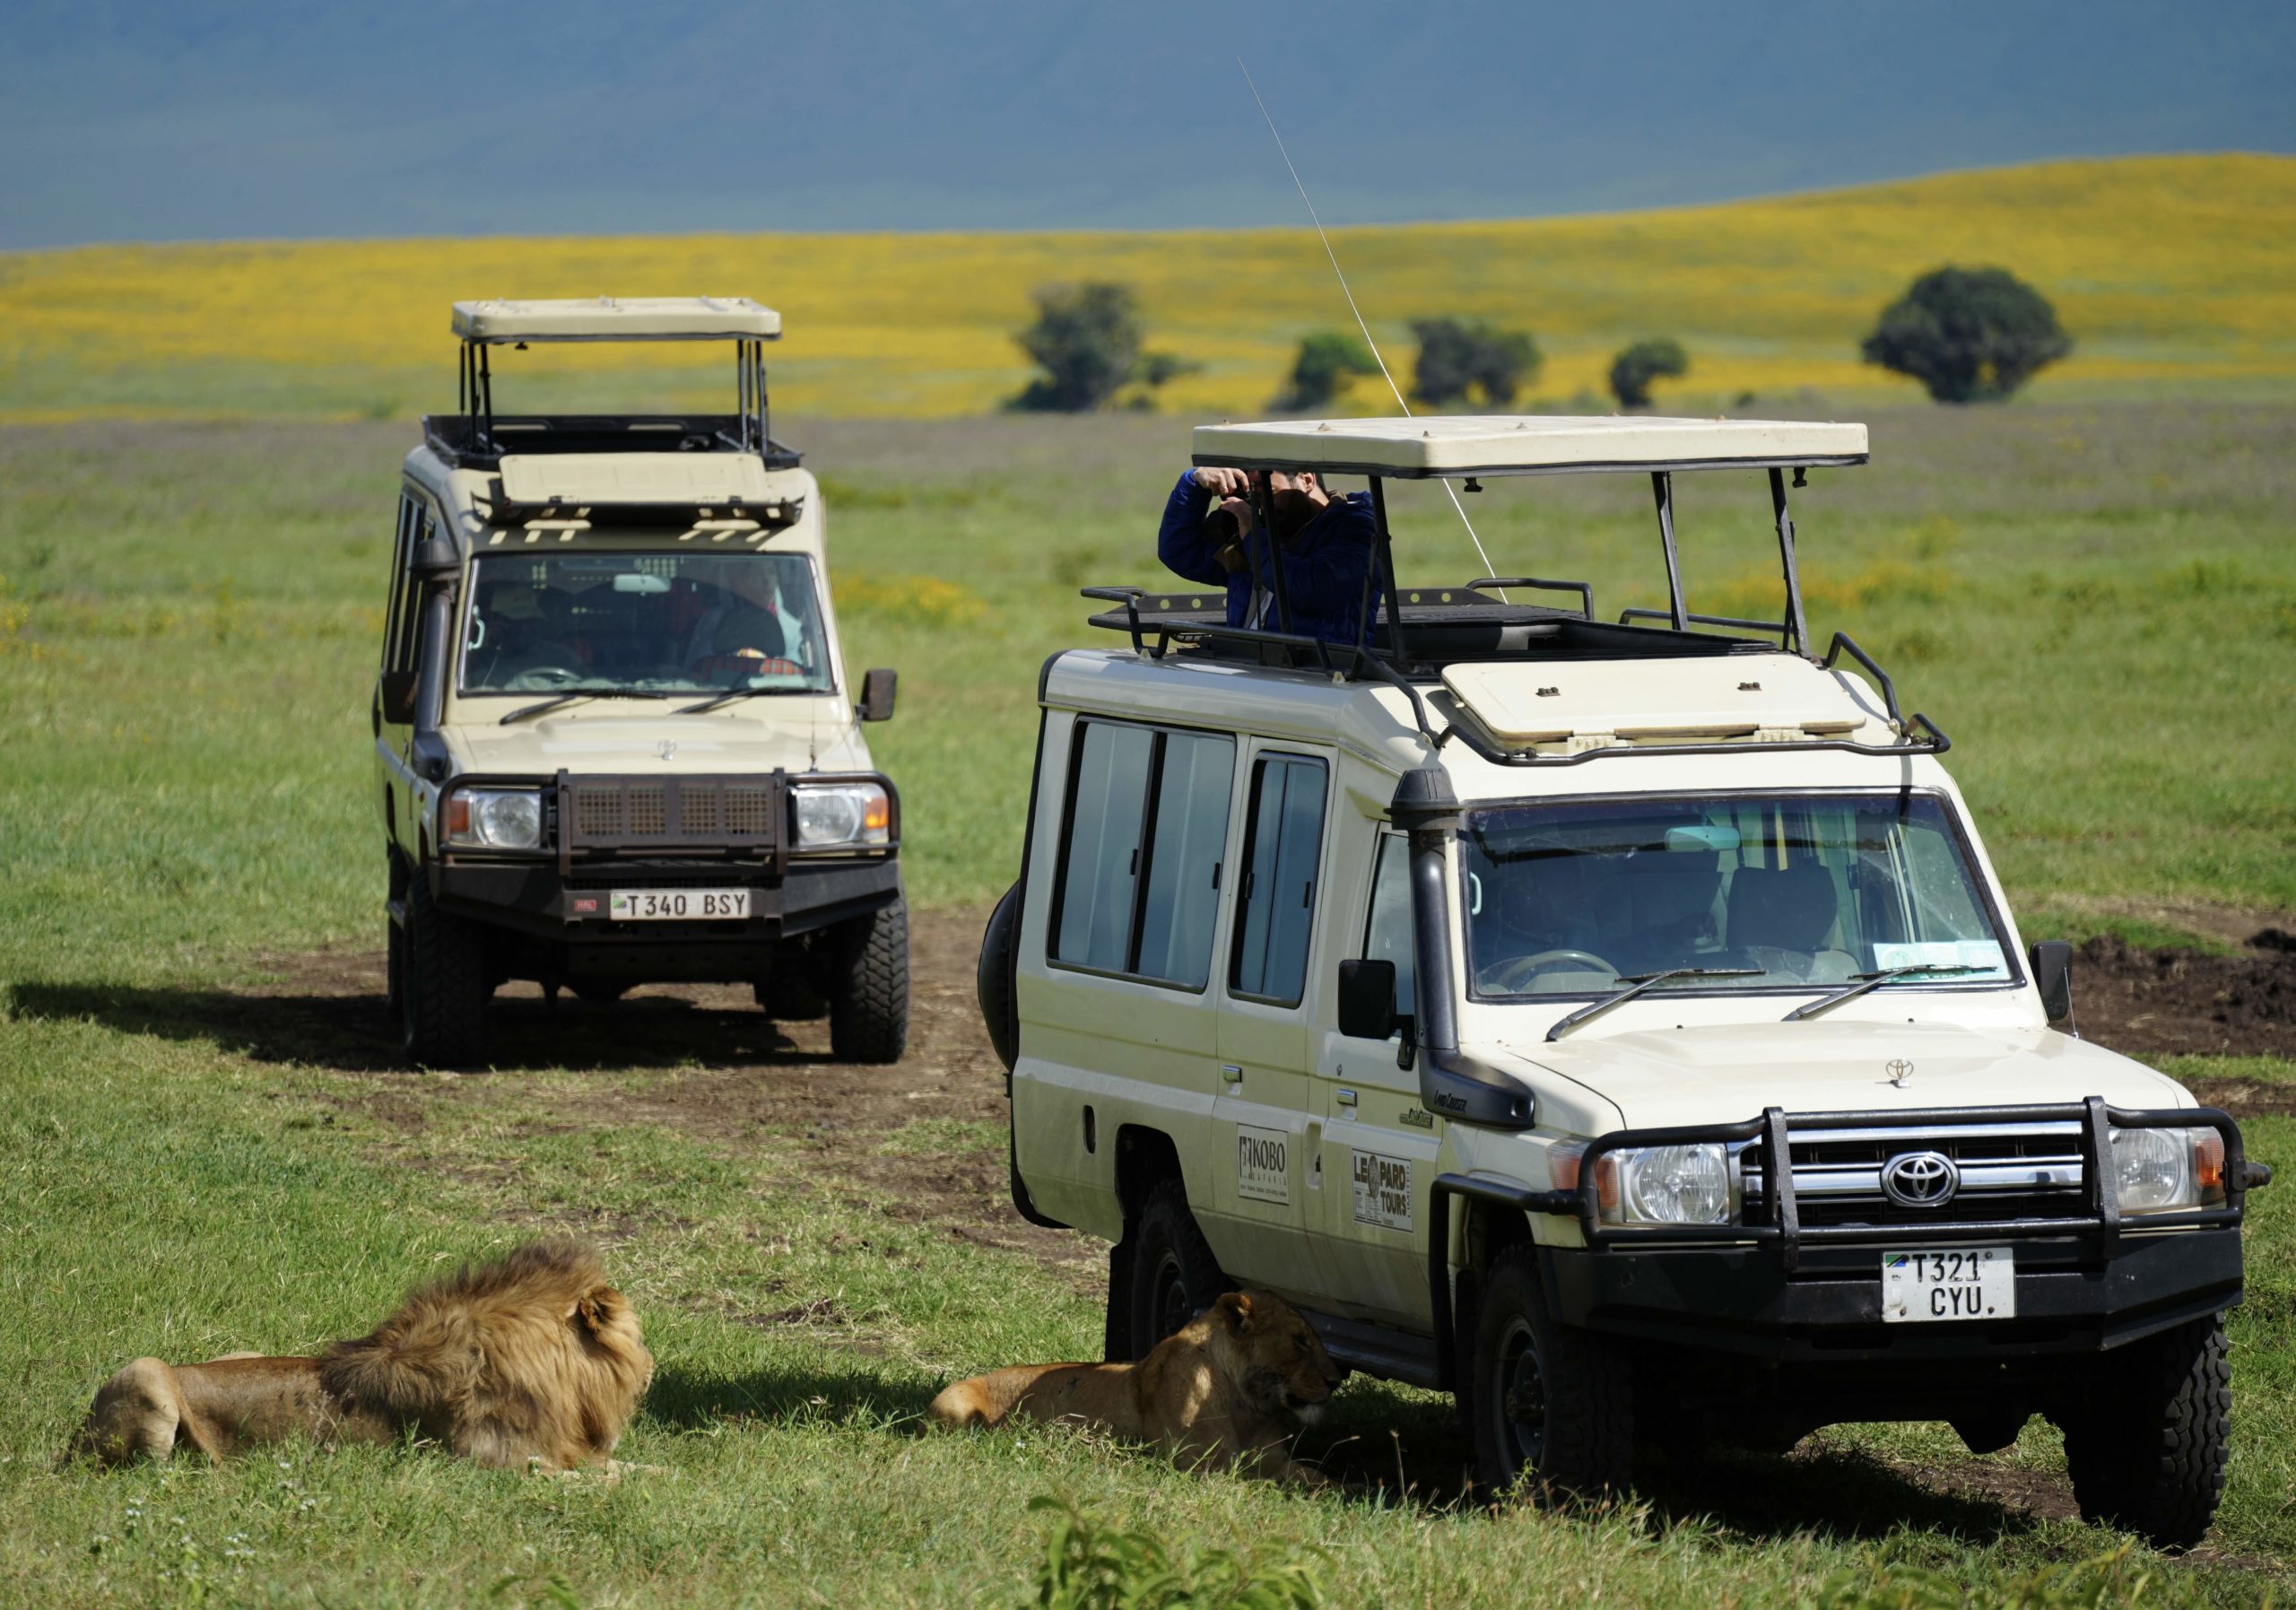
[1548,1139,1735,1225]
[793,782,891,849]
[444,787,544,850]
[2112,1126,2222,1214]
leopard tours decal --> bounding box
[1236,1126,1291,1205]
[1351,1150,1413,1232]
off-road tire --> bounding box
[1469,1246,1632,1499]
[399,875,490,1069]
[826,896,909,1064]
[977,881,1022,1073]
[385,855,409,1019]
[2058,1317,2231,1551]
[1118,1180,1228,1362]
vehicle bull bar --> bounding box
[1423,1097,2270,1392]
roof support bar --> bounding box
[1770,466,1811,657]
[1250,474,1294,634]
[1368,476,1406,657]
[1651,471,1688,631]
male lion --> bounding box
[926,1289,1346,1484]
[70,1240,652,1474]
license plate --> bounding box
[1883,1246,2014,1323]
[607,888,751,922]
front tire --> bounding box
[1468,1246,1632,1499]
[826,896,909,1063]
[399,875,490,1069]
[2057,1317,2231,1551]
[1114,1180,1227,1362]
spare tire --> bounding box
[978,880,1022,1072]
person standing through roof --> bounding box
[1156,466,1384,646]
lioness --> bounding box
[71,1240,652,1474]
[926,1289,1346,1484]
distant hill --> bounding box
[4,154,2292,422]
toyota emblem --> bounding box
[1881,1151,1960,1208]
[1886,1058,1914,1088]
[657,740,678,761]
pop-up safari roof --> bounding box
[450,297,782,343]
[1191,414,1868,478]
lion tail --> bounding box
[318,1240,619,1430]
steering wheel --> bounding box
[505,666,586,690]
[1481,948,1621,994]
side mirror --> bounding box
[2030,940,2074,1026]
[378,669,418,727]
[410,536,458,576]
[1336,959,1398,1040]
[858,667,898,722]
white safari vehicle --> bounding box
[979,415,2273,1545]
[376,298,906,1069]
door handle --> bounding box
[1221,1065,1243,1086]
[1335,1088,1358,1108]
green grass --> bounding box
[1,405,2293,1605]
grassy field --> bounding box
[0,403,2292,1606]
[4,154,2295,423]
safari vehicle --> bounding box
[375,297,906,1070]
[979,415,2274,1545]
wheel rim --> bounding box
[1148,1249,1189,1345]
[1493,1315,1546,1476]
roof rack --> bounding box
[440,297,795,468]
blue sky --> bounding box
[4,0,2292,248]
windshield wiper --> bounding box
[1546,968,1761,1041]
[1782,964,1986,1023]
[677,685,811,715]
[499,690,669,725]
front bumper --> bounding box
[432,855,900,944]
[1537,1226,2244,1361]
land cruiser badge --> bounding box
[1236,1126,1290,1205]
[1351,1151,1413,1231]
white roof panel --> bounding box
[1441,657,1873,747]
[1193,415,1867,476]
[496,453,778,505]
[452,296,781,343]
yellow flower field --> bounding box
[3,153,2292,421]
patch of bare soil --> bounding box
[2073,928,2296,1074]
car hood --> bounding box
[1500,1019,2190,1130]
[446,704,873,779]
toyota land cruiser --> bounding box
[978,415,2273,1546]
[376,297,906,1068]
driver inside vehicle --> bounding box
[466,577,588,685]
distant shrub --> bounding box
[1860,265,2073,403]
[1022,1493,1328,1610]
[1408,317,1541,408]
[1009,283,1197,413]
[1607,337,1691,408]
[1275,330,1380,413]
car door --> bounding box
[1015,717,1237,1236]
[374,493,426,853]
[1205,744,1332,1288]
[1313,827,1441,1325]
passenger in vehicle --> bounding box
[467,578,588,686]
[1471,850,1616,992]
[684,568,788,670]
[1157,466,1383,646]
[1725,862,1858,982]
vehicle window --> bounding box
[1051,722,1235,987]
[1361,831,1415,1020]
[1462,793,2013,997]
[1230,755,1328,1005]
[457,550,834,695]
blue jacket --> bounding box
[1154,471,1383,646]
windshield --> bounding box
[457,551,835,696]
[1462,793,2013,997]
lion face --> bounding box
[1213,1291,1350,1424]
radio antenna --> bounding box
[1238,58,1503,596]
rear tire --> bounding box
[2057,1317,2231,1551]
[1468,1246,1632,1499]
[399,875,490,1069]
[977,881,1022,1073]
[1118,1180,1227,1362]
[826,896,909,1064]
